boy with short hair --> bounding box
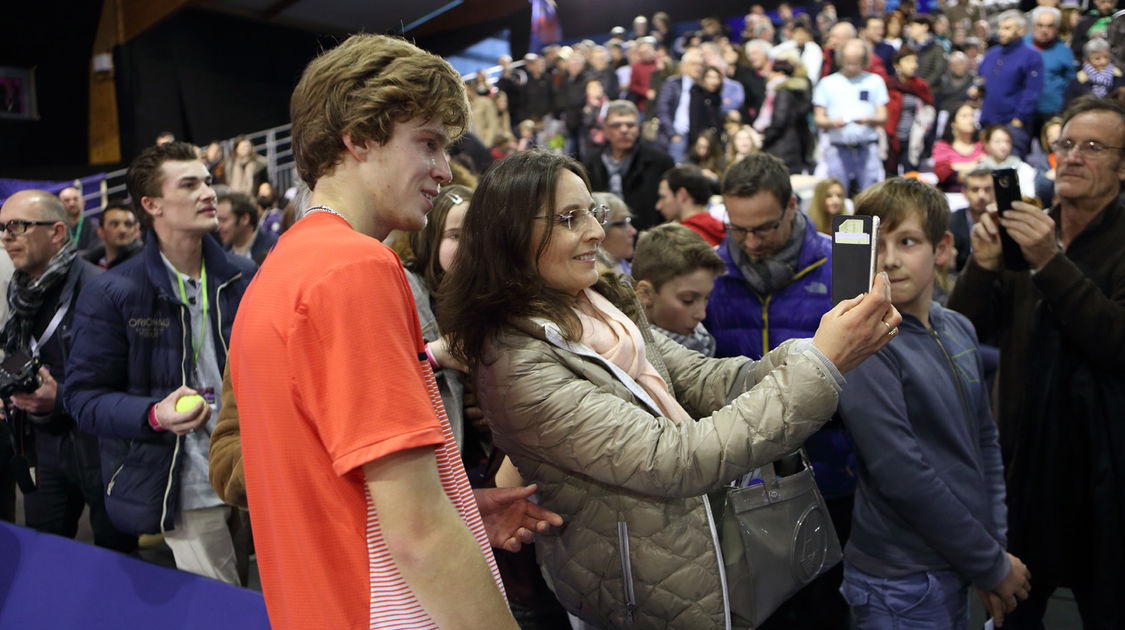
[632,223,726,356]
[655,164,725,246]
[836,177,1031,629]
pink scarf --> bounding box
[575,289,692,424]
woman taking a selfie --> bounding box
[439,150,900,629]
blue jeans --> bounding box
[840,561,968,630]
[1006,123,1032,160]
[667,135,687,164]
[823,142,884,194]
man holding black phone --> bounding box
[948,97,1125,629]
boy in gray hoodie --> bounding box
[837,177,1031,629]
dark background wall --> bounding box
[114,9,331,165]
[0,5,331,181]
[0,1,104,179]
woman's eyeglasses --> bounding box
[606,216,633,228]
[537,204,610,231]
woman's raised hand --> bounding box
[812,272,903,374]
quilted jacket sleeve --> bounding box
[477,335,839,498]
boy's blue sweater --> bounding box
[837,302,1010,590]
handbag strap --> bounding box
[757,449,813,504]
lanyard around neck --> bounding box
[70,216,84,245]
[175,264,208,366]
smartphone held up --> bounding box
[831,214,880,305]
[990,168,1030,271]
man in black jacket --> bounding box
[0,189,134,552]
[583,99,675,231]
[948,97,1125,629]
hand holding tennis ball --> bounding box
[175,394,206,413]
[153,386,211,436]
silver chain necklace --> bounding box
[304,205,351,227]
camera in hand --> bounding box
[991,168,1030,271]
[0,351,40,493]
[0,351,42,399]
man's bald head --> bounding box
[839,39,870,77]
[4,189,68,224]
[57,186,83,222]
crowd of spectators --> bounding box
[466,0,1125,205]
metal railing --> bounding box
[85,65,511,213]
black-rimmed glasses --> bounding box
[725,216,785,239]
[0,219,58,236]
[606,217,633,228]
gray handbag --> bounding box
[717,450,843,627]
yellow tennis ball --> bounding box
[175,394,206,413]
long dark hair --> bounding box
[406,185,473,294]
[940,101,980,145]
[437,149,592,367]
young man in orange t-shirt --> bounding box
[230,35,560,630]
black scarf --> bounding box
[1,241,78,354]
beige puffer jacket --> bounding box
[476,307,840,630]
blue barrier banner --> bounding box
[0,522,271,629]
[0,174,107,213]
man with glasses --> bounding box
[704,153,849,630]
[0,189,135,553]
[583,99,674,231]
[949,97,1125,629]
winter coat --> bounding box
[885,74,937,167]
[948,199,1125,586]
[688,84,723,146]
[703,222,854,500]
[64,234,255,534]
[760,77,813,175]
[583,142,676,232]
[705,219,832,361]
[475,290,840,629]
